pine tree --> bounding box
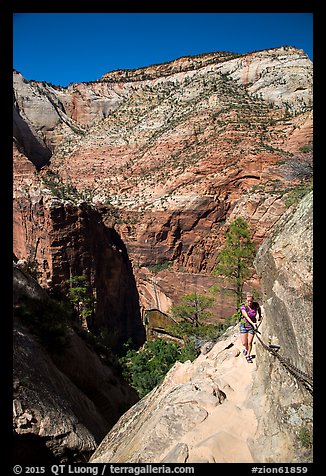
[213,218,256,306]
[171,293,214,328]
[66,275,95,327]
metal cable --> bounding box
[254,331,313,394]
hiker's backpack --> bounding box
[237,303,246,324]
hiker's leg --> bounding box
[240,328,248,352]
[247,332,254,356]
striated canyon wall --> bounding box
[13,188,145,350]
[13,46,313,317]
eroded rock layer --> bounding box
[13,46,313,316]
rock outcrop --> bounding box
[251,191,313,462]
[13,262,139,463]
[90,325,258,463]
[13,191,146,351]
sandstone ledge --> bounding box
[90,325,258,463]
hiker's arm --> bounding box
[241,308,256,327]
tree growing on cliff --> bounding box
[170,293,214,328]
[66,275,95,328]
[168,292,224,344]
[213,218,256,306]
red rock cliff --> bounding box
[13,46,313,318]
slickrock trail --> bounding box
[90,325,260,463]
[178,331,258,463]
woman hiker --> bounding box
[240,293,262,363]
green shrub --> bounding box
[66,276,94,325]
[119,338,197,398]
[299,144,313,154]
[284,182,313,208]
[298,426,313,449]
[15,295,71,352]
[19,377,30,388]
[177,339,198,362]
[148,261,173,273]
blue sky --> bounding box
[13,13,313,87]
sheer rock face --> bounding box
[13,264,140,463]
[251,191,313,463]
[13,191,145,350]
[90,192,313,464]
[255,191,313,374]
[13,46,312,317]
